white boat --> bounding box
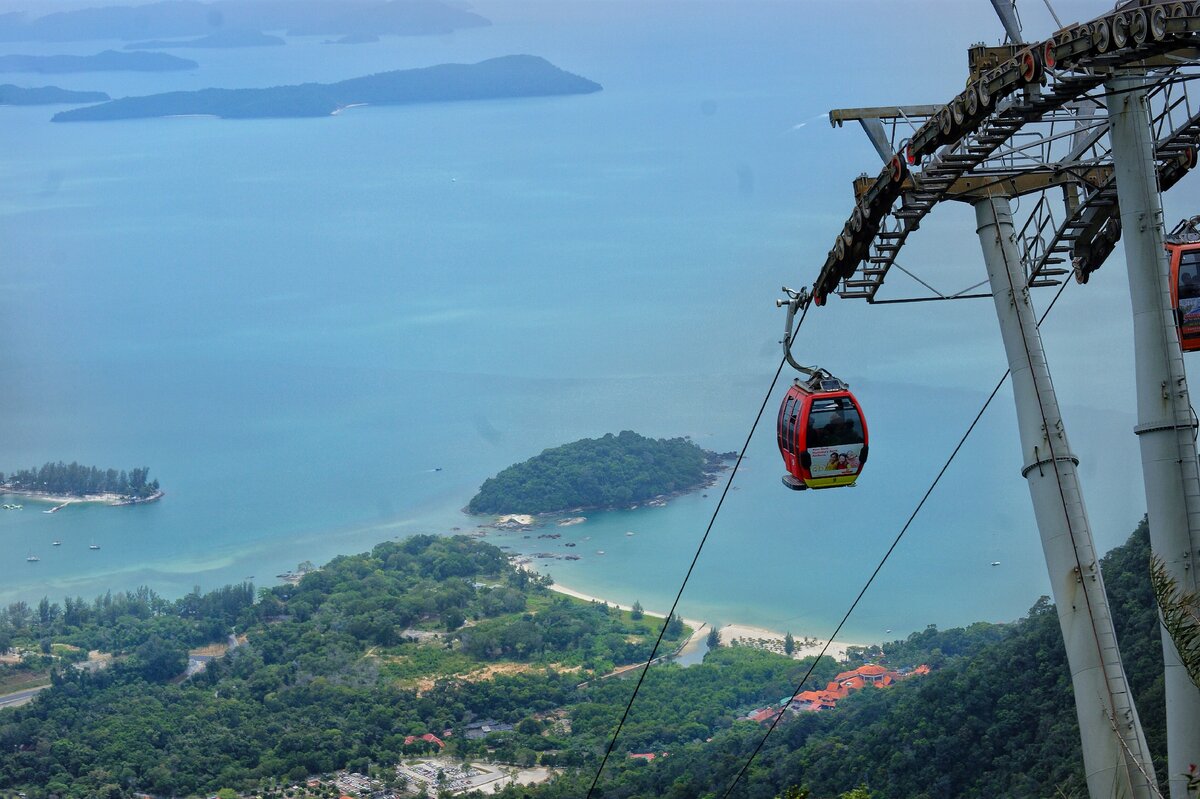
[26,554,39,562]
[89,543,100,550]
[52,541,61,546]
[991,561,1001,566]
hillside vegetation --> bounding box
[510,520,1168,799]
[0,521,1174,798]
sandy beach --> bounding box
[547,582,862,663]
[717,623,857,662]
[0,489,163,507]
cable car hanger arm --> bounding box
[777,285,830,378]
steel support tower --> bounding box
[977,195,1155,798]
[796,3,1200,795]
[1107,70,1200,799]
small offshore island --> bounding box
[0,461,163,507]
[468,430,734,515]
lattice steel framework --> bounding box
[814,2,1200,304]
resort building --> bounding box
[744,663,931,720]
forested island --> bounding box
[0,462,161,503]
[51,55,601,122]
[0,84,108,105]
[0,523,1176,797]
[468,430,733,515]
[0,50,197,74]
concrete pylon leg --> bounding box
[976,196,1156,799]
[1107,72,1200,799]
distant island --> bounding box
[468,431,734,515]
[0,50,197,74]
[52,55,602,122]
[0,462,162,505]
[0,84,109,104]
[123,30,285,50]
[0,1,490,42]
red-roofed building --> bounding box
[629,752,668,761]
[403,733,446,749]
[786,663,928,714]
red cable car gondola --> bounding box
[1167,216,1200,352]
[775,287,868,491]
[777,373,868,491]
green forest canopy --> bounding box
[468,430,724,515]
[0,521,1176,798]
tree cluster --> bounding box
[1,462,159,499]
[468,431,717,514]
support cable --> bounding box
[717,276,1072,799]
[583,304,810,799]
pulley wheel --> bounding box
[1019,49,1038,83]
[1042,40,1057,70]
[964,85,979,118]
[1150,5,1169,40]
[1130,9,1148,44]
[1112,12,1129,48]
[937,108,952,137]
[1093,19,1111,53]
[975,77,992,110]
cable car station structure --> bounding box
[792,2,1200,797]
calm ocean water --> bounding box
[0,2,1150,642]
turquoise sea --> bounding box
[0,1,1160,643]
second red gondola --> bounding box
[777,375,868,491]
[1167,216,1200,352]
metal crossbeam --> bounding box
[814,2,1200,305]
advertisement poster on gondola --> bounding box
[809,445,861,476]
[1181,296,1200,336]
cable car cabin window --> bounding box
[807,398,864,448]
[781,397,799,454]
[1180,251,1200,299]
[1178,249,1200,352]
